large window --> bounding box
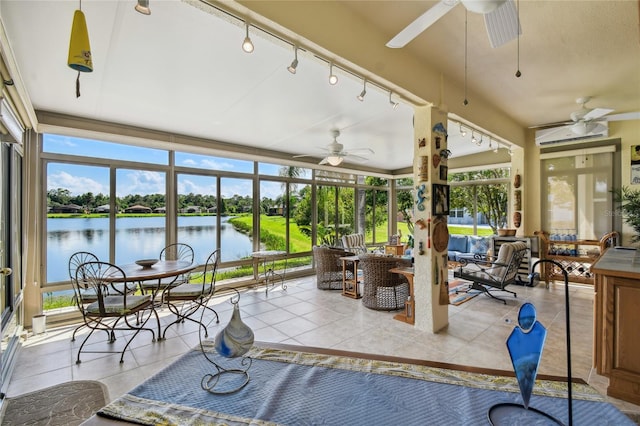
[541,148,614,239]
[449,168,510,235]
[40,134,399,314]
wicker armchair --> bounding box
[359,254,411,310]
[313,246,355,290]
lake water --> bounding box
[47,216,255,283]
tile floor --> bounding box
[6,274,640,421]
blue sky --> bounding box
[44,134,308,199]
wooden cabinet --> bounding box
[591,247,640,405]
[535,231,618,286]
[384,244,405,256]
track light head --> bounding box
[328,63,338,85]
[135,0,151,15]
[242,23,254,53]
[287,47,299,74]
[459,124,467,137]
[471,131,477,144]
[389,92,399,109]
[357,80,367,101]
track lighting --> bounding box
[357,80,367,101]
[459,124,467,137]
[242,23,254,53]
[328,63,338,85]
[135,0,151,15]
[287,46,299,74]
[490,138,499,153]
[471,131,477,145]
[389,91,399,109]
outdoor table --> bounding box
[252,251,287,294]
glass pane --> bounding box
[542,152,613,240]
[260,180,287,252]
[177,173,218,265]
[317,185,337,246]
[338,187,355,240]
[221,177,254,262]
[362,188,389,244]
[175,151,253,173]
[43,134,168,165]
[397,188,414,246]
[115,168,166,265]
[290,183,312,254]
[259,163,311,179]
[46,163,110,283]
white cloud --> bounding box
[47,171,108,195]
[117,170,165,196]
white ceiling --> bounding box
[1,0,639,173]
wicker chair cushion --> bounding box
[86,294,151,315]
[342,234,367,254]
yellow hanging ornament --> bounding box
[67,8,93,98]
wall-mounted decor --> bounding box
[432,153,441,168]
[514,189,522,211]
[418,138,426,148]
[631,145,640,184]
[418,156,429,181]
[432,184,450,216]
[415,184,427,211]
[514,173,521,188]
[439,165,448,181]
[435,136,441,150]
[513,211,522,228]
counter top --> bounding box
[591,247,640,278]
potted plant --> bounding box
[612,186,640,244]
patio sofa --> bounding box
[447,234,490,262]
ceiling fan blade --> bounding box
[292,154,314,158]
[319,158,329,165]
[484,0,521,48]
[528,121,572,129]
[346,147,375,155]
[344,154,369,163]
[602,111,640,121]
[386,0,457,48]
[583,107,614,121]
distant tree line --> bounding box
[47,188,256,214]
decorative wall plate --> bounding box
[432,220,449,252]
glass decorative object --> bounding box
[200,290,254,394]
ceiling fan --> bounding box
[293,130,374,166]
[533,97,640,136]
[386,0,520,49]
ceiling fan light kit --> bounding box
[460,0,507,14]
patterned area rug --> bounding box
[2,380,108,426]
[449,279,481,305]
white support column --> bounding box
[412,105,449,332]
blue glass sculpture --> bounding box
[506,302,547,409]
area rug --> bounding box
[449,279,481,305]
[2,380,108,426]
[96,344,635,425]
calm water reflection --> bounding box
[47,216,254,283]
